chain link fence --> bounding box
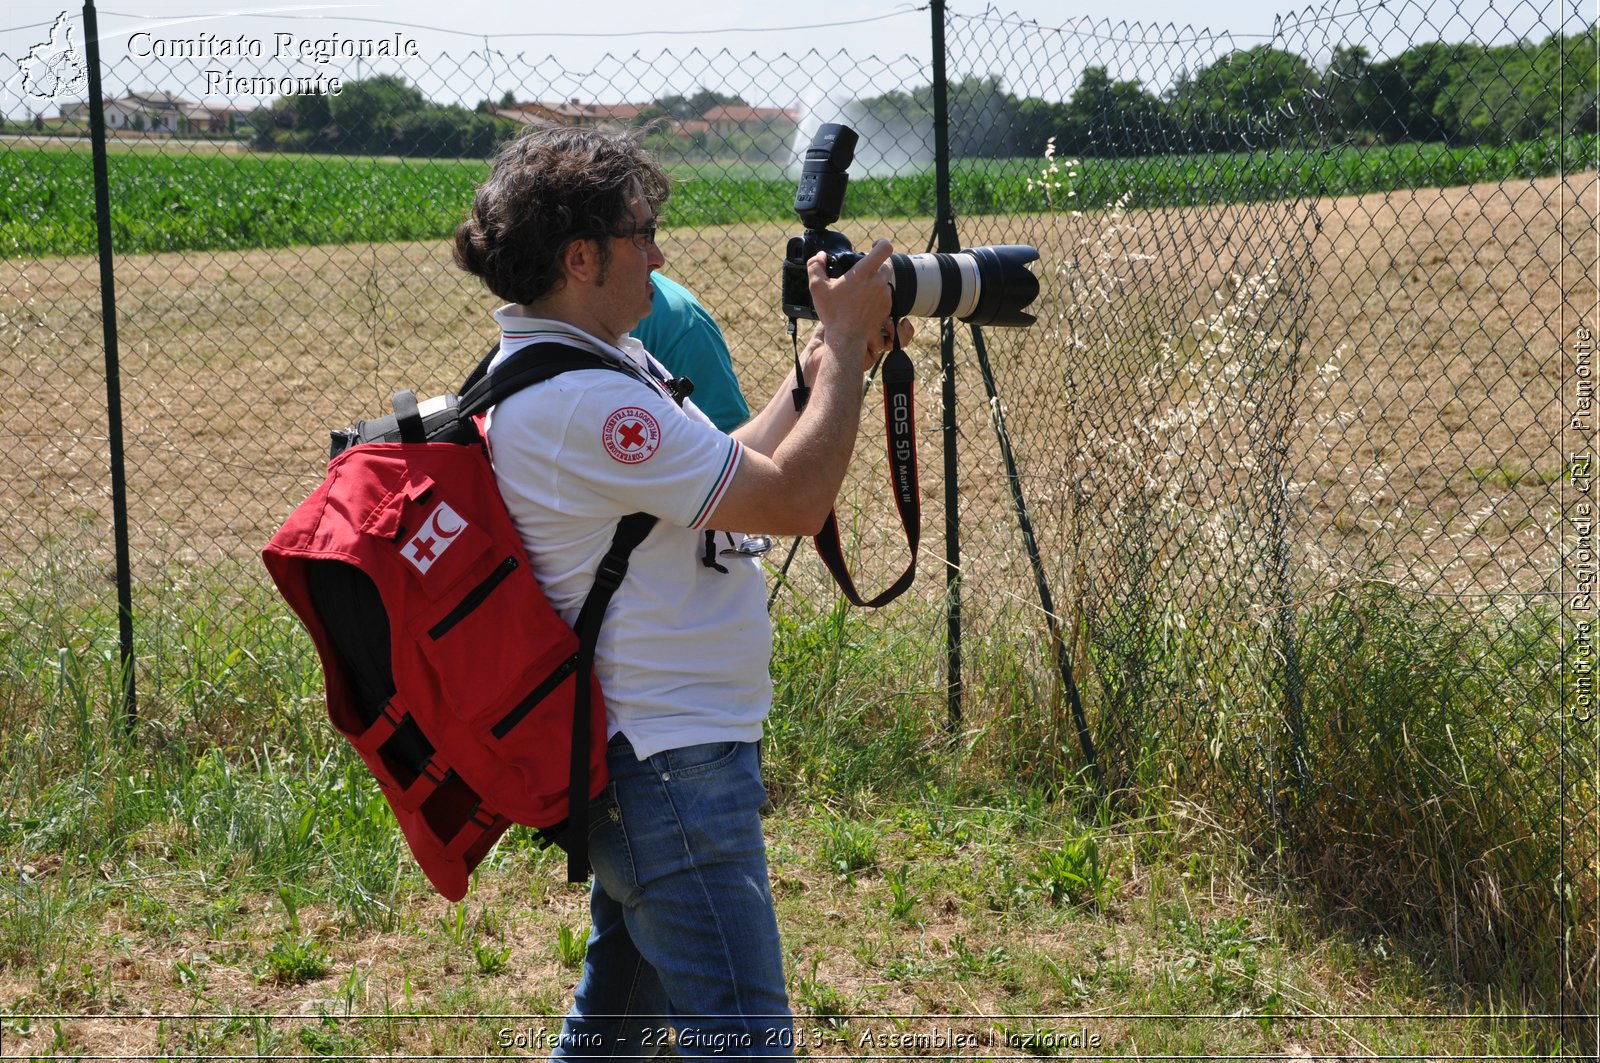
[2,0,1595,1037]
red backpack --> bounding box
[263,343,656,899]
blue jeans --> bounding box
[550,735,793,1061]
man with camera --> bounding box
[453,127,910,1059]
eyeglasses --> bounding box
[596,219,659,247]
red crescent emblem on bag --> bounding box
[430,507,465,538]
[602,407,661,464]
[403,501,468,574]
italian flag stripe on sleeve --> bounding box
[689,440,742,530]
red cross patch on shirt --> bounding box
[602,407,662,464]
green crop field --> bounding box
[2,135,1595,258]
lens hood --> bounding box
[963,245,1041,327]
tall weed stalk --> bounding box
[1023,153,1585,1035]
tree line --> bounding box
[248,80,756,157]
[873,27,1598,158]
[249,26,1596,159]
[249,76,503,156]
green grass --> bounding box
[1465,462,1568,488]
[0,150,490,258]
[0,559,1584,1056]
[5,134,1596,257]
[260,934,331,985]
[1063,135,1600,209]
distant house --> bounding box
[181,100,245,134]
[57,92,242,134]
[701,104,798,140]
[587,101,650,127]
[487,102,564,130]
[492,99,650,131]
[490,98,795,145]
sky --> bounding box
[3,0,1301,65]
[0,0,1576,120]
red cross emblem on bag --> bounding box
[403,501,468,574]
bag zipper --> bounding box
[428,556,518,640]
[490,654,579,739]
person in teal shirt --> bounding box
[632,273,750,433]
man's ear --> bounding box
[561,236,602,286]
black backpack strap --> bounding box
[564,511,658,881]
[458,341,501,399]
[460,339,688,417]
[391,390,425,443]
[458,341,618,418]
[459,337,665,880]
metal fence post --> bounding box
[931,0,963,731]
[81,0,138,727]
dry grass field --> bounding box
[1,172,1594,614]
[0,173,1594,1060]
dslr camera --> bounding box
[781,123,1041,327]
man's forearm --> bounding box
[732,340,834,458]
[731,366,806,457]
[757,346,866,525]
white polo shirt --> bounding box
[483,308,772,760]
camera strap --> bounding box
[811,337,920,608]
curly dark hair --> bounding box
[453,127,670,305]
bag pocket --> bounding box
[410,547,579,727]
